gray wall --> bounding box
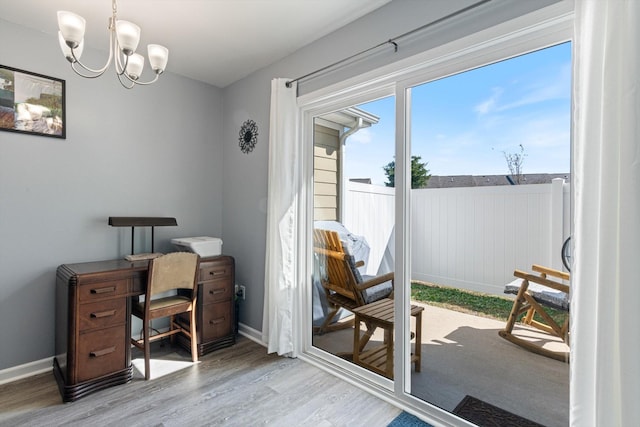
[0,20,224,370]
[221,0,561,332]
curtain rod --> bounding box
[285,0,493,89]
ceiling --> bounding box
[0,0,391,88]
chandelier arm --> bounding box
[122,73,161,86]
[116,73,136,89]
[70,62,109,79]
[114,38,126,75]
[68,25,115,75]
[70,55,111,76]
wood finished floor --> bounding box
[0,337,401,427]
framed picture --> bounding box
[0,65,65,139]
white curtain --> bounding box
[572,1,640,425]
[262,78,300,357]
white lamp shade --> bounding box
[147,44,169,73]
[57,11,86,47]
[126,53,144,80]
[116,20,141,55]
[58,31,84,62]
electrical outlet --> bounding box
[238,285,246,300]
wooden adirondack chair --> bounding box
[313,229,394,346]
[499,264,570,362]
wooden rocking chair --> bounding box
[313,229,394,349]
[498,264,570,362]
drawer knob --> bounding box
[208,269,227,276]
[91,310,116,318]
[90,286,116,295]
[209,289,225,295]
[89,346,116,358]
[209,317,225,325]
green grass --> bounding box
[410,281,568,326]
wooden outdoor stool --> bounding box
[352,298,423,379]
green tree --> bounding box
[383,155,431,188]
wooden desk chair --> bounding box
[498,264,570,362]
[131,252,200,379]
[313,229,394,345]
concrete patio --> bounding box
[313,301,570,427]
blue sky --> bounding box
[344,42,571,186]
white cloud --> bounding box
[480,62,571,114]
[497,83,568,112]
[474,87,503,115]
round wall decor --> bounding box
[239,119,258,154]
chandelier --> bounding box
[57,0,169,89]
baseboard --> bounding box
[0,324,264,386]
[237,322,265,347]
[0,356,53,386]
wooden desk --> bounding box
[53,255,235,402]
[352,298,423,379]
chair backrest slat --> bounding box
[313,229,364,305]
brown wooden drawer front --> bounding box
[199,263,231,283]
[202,280,232,304]
[78,279,128,302]
[202,302,233,341]
[78,298,126,331]
[77,326,126,382]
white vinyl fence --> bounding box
[343,179,570,296]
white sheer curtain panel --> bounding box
[572,1,640,425]
[262,78,300,357]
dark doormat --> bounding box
[453,395,545,427]
[387,411,433,427]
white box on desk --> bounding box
[171,236,222,257]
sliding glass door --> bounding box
[405,42,571,424]
[302,16,572,425]
[311,95,397,384]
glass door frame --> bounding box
[301,85,398,391]
[296,6,573,423]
